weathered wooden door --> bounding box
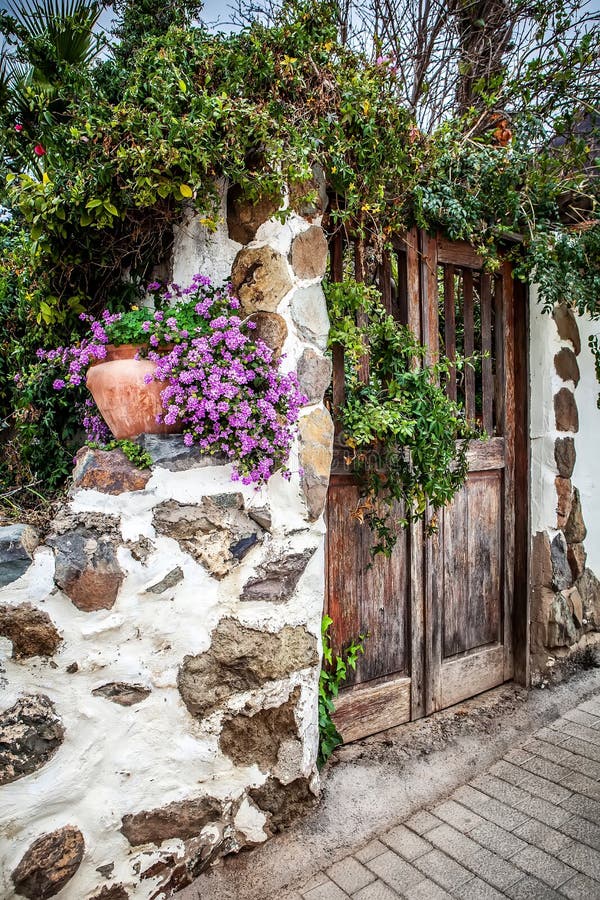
[326,229,526,742]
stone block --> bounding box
[554,388,579,432]
[0,695,64,785]
[247,310,288,356]
[547,591,578,647]
[153,495,263,579]
[135,433,226,471]
[576,568,600,629]
[288,164,328,220]
[240,547,316,603]
[290,284,330,350]
[564,487,587,544]
[550,532,572,591]
[231,245,293,314]
[297,348,332,405]
[11,826,84,899]
[121,796,222,846]
[553,303,581,354]
[92,683,151,706]
[249,775,318,835]
[290,226,328,279]
[89,886,129,900]
[299,407,334,521]
[555,477,572,529]
[554,347,580,386]
[554,437,576,478]
[227,185,280,244]
[567,543,587,581]
[72,446,150,495]
[0,524,39,588]
[532,531,553,588]
[177,619,318,719]
[49,527,124,612]
[219,688,300,770]
[0,602,61,659]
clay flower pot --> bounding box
[86,344,180,440]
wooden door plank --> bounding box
[466,471,502,651]
[333,675,411,742]
[494,274,505,435]
[444,264,457,401]
[420,232,439,366]
[380,250,392,314]
[405,227,421,341]
[437,238,484,269]
[501,261,516,680]
[441,645,505,709]
[442,486,469,658]
[463,268,475,421]
[465,437,505,470]
[425,508,443,714]
[410,519,426,720]
[481,273,493,434]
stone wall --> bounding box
[0,182,333,899]
[529,288,600,676]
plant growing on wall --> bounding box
[318,615,366,769]
[326,278,480,555]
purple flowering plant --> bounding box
[36,274,307,486]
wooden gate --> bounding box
[326,228,529,742]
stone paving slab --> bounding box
[290,693,600,899]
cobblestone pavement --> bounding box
[289,694,600,900]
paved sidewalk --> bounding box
[289,695,600,900]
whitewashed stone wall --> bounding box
[0,180,333,899]
[529,287,600,675]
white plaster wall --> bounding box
[573,315,600,575]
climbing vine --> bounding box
[318,615,366,769]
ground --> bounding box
[183,666,600,900]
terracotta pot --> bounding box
[86,344,180,440]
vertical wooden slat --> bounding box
[502,260,515,681]
[419,232,439,365]
[512,276,531,687]
[410,517,426,720]
[405,227,421,341]
[354,235,370,384]
[396,248,408,325]
[494,274,505,435]
[444,264,457,402]
[425,507,443,714]
[481,272,493,434]
[380,250,392,315]
[463,268,475,420]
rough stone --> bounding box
[177,619,318,719]
[555,437,576,478]
[297,348,332,405]
[89,886,129,900]
[153,496,263,579]
[11,826,84,899]
[553,303,581,355]
[227,186,280,244]
[247,311,288,356]
[92,683,151,706]
[231,245,293,314]
[555,477,573,529]
[554,347,581,386]
[550,532,572,591]
[49,528,124,612]
[241,548,316,603]
[247,505,272,531]
[219,688,300,770]
[0,695,64,785]
[532,531,553,588]
[564,487,587,544]
[249,776,318,835]
[290,284,330,350]
[0,524,39,588]
[0,602,61,659]
[576,568,600,629]
[121,796,222,846]
[72,447,151,495]
[290,226,329,280]
[554,387,579,432]
[565,585,584,628]
[145,567,184,594]
[288,165,328,219]
[568,543,587,580]
[547,591,578,647]
[135,433,226,472]
[299,407,334,520]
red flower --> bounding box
[33,144,46,156]
[15,124,23,133]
